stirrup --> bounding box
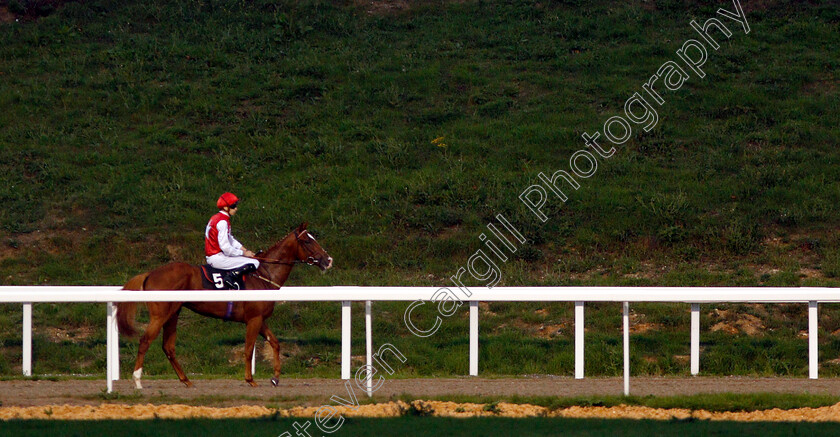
[239,264,257,276]
[224,264,256,289]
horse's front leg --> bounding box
[259,322,283,386]
[243,316,263,387]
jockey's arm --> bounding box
[215,220,244,257]
[229,233,256,257]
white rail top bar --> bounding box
[0,286,839,303]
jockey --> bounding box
[205,192,259,288]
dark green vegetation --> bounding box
[1,0,839,379]
[5,417,840,437]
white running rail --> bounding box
[1,286,837,394]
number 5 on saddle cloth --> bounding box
[200,264,256,290]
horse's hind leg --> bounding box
[259,323,282,386]
[243,317,263,387]
[162,309,192,388]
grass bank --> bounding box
[0,0,839,378]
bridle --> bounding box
[249,231,322,267]
[242,230,326,290]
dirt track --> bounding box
[3,376,840,407]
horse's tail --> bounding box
[117,272,148,337]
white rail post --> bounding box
[341,301,351,380]
[575,301,584,379]
[809,301,818,379]
[365,300,372,396]
[111,303,119,381]
[691,303,700,376]
[22,303,32,377]
[470,301,478,376]
[106,302,115,393]
[623,301,630,396]
[111,305,120,381]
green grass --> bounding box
[394,393,840,413]
[1,0,839,379]
[72,390,840,412]
[4,417,840,437]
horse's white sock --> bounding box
[133,368,143,389]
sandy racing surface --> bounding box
[6,400,840,421]
[3,377,840,421]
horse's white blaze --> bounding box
[133,367,143,389]
[307,232,316,242]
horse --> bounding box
[116,222,332,389]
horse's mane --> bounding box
[262,229,297,258]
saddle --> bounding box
[200,265,248,290]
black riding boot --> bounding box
[224,264,257,289]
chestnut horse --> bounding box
[117,222,332,388]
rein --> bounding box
[249,256,318,266]
[249,234,321,266]
[244,231,322,289]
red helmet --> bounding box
[216,192,240,209]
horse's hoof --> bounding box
[182,380,193,388]
[271,377,279,387]
[247,380,258,387]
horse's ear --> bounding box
[297,222,308,233]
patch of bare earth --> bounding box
[353,0,409,15]
[708,308,765,336]
[535,323,565,339]
[0,0,78,22]
[614,229,837,283]
[494,316,570,339]
[7,400,840,421]
[44,326,95,343]
[1,229,88,283]
[803,74,837,96]
[630,311,661,334]
[0,5,15,23]
[234,99,264,119]
[1,205,92,264]
[620,260,663,281]
[478,302,496,316]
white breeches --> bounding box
[206,253,260,270]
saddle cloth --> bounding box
[200,265,246,291]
